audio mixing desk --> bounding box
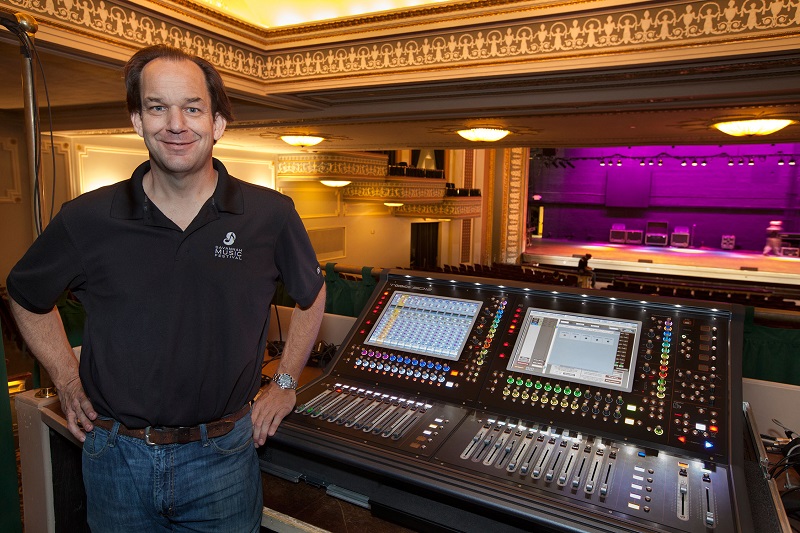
[259,269,772,532]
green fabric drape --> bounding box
[741,306,800,386]
[351,266,377,317]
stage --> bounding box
[523,239,800,288]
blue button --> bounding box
[704,441,714,449]
[637,451,646,457]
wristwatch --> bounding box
[272,373,298,390]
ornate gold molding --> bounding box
[276,152,388,181]
[499,147,528,264]
[394,196,483,219]
[342,178,447,204]
[4,0,798,89]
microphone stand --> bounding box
[1,11,40,236]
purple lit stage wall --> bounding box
[530,144,800,251]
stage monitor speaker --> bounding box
[671,232,690,247]
[644,220,669,246]
[780,246,799,257]
[625,229,643,244]
[609,229,626,243]
[721,235,736,250]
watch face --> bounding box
[274,373,297,389]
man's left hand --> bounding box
[251,384,296,447]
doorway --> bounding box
[411,222,439,270]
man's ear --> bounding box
[131,112,143,138]
[213,113,227,142]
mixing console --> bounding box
[262,270,755,532]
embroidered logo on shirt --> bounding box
[215,232,243,261]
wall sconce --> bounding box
[712,119,796,137]
[320,180,351,187]
[456,127,511,142]
[280,135,325,147]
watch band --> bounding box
[272,372,298,390]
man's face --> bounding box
[130,58,226,179]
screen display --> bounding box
[507,308,641,393]
[365,291,483,361]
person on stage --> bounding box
[7,44,325,532]
[763,221,783,256]
[577,252,597,288]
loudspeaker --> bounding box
[671,232,690,247]
[781,247,799,257]
[721,235,735,250]
[625,230,643,244]
[645,233,668,246]
[609,229,627,243]
[644,221,669,246]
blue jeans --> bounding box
[82,410,262,532]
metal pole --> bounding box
[16,14,40,237]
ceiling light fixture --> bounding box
[384,202,404,207]
[456,127,511,142]
[712,119,797,137]
[280,135,325,147]
[320,180,351,187]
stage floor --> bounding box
[523,240,800,287]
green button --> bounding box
[525,380,533,388]
[554,385,562,394]
[535,381,543,390]
[516,378,524,386]
[574,389,582,397]
[506,377,514,385]
[544,383,552,392]
[654,426,664,436]
[564,387,572,396]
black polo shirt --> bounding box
[7,159,324,428]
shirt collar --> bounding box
[111,158,243,219]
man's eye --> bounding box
[150,106,166,112]
[186,107,200,113]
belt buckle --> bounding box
[144,426,156,446]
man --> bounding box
[577,253,596,288]
[7,45,325,532]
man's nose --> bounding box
[166,108,187,132]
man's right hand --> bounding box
[58,375,97,442]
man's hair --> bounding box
[124,44,234,122]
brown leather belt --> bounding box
[93,404,250,445]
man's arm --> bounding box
[9,299,97,442]
[252,282,326,447]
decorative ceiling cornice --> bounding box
[3,0,798,96]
